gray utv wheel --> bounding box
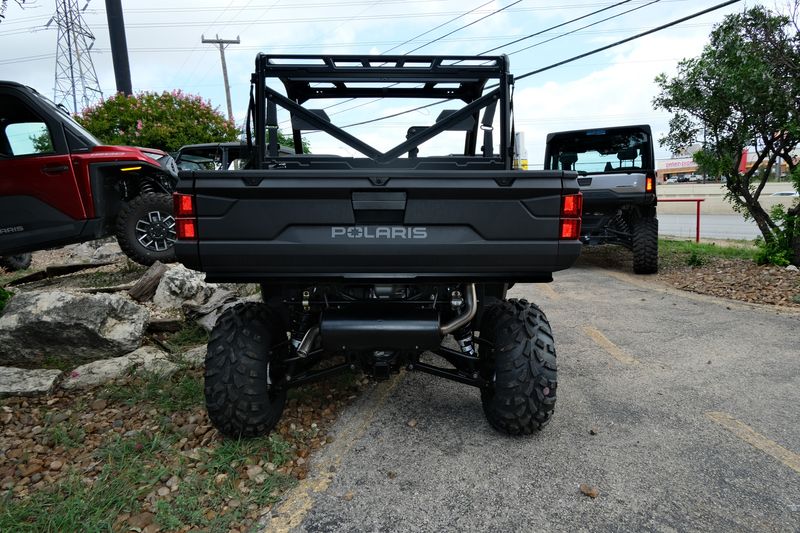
[478,299,557,435]
[115,192,177,266]
[0,253,32,271]
[205,302,287,438]
[632,216,658,274]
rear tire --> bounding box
[0,253,32,271]
[205,302,287,438]
[632,216,658,274]
[478,299,557,435]
[115,192,177,266]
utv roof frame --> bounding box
[250,54,515,170]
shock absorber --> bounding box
[139,179,157,195]
[455,324,476,357]
[291,312,315,352]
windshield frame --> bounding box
[31,91,102,147]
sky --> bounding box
[0,0,778,165]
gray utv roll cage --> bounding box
[247,54,515,170]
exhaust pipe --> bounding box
[440,283,477,336]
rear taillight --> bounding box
[173,193,197,240]
[174,193,194,217]
[645,173,655,193]
[559,192,582,240]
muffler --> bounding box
[319,283,477,352]
[320,305,442,351]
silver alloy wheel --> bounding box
[135,210,177,252]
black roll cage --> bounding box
[249,54,515,170]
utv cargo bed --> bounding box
[177,168,579,282]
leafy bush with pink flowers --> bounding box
[77,90,239,152]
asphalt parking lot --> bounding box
[266,264,800,533]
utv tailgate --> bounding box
[176,169,581,283]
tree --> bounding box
[654,6,800,265]
[0,0,27,23]
[77,90,239,153]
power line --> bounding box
[317,0,662,123]
[317,0,500,115]
[382,0,495,54]
[402,0,521,55]
[330,0,743,130]
[477,0,634,55]
[508,0,660,56]
[516,0,741,80]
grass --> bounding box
[0,286,11,313]
[659,239,758,268]
[46,423,86,450]
[100,370,205,412]
[0,269,31,288]
[1,374,294,532]
[163,321,209,352]
[0,433,173,532]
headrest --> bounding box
[559,152,578,166]
[435,110,476,131]
[291,109,331,131]
[617,148,638,161]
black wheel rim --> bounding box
[135,210,177,252]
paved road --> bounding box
[266,265,800,533]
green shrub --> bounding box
[77,90,239,152]
[0,286,11,313]
[753,205,797,266]
[686,250,706,267]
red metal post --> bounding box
[695,200,701,243]
[658,198,705,242]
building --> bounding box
[657,145,794,182]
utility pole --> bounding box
[202,34,239,123]
[105,0,132,95]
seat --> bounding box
[559,152,578,171]
[617,148,638,168]
[604,162,613,172]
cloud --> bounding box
[513,32,709,165]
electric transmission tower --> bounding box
[45,0,103,113]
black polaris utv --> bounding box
[174,54,583,436]
[544,125,658,274]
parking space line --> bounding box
[537,283,560,300]
[706,411,800,475]
[267,374,403,532]
[583,326,639,365]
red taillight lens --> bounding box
[177,219,196,240]
[173,193,196,240]
[173,193,194,217]
[645,175,655,193]
[561,193,582,217]
[559,192,582,240]
[560,219,580,240]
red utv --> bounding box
[0,81,178,266]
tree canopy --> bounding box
[77,90,240,153]
[653,5,800,265]
[0,0,26,23]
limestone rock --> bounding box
[0,367,62,397]
[153,265,216,309]
[62,346,176,390]
[0,290,149,365]
[178,346,207,369]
